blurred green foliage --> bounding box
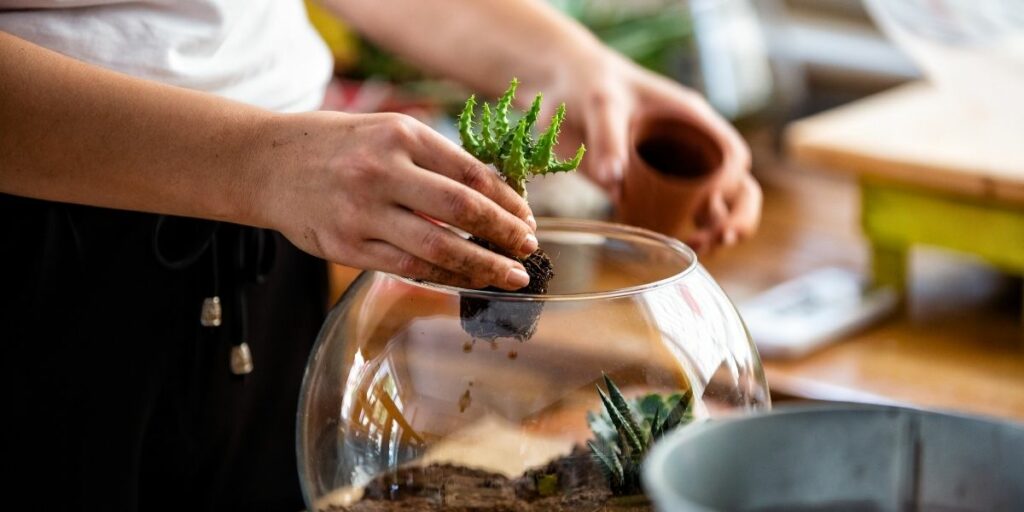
[552,0,693,75]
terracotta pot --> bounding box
[618,117,725,240]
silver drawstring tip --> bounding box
[230,342,253,375]
[200,296,222,327]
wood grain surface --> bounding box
[786,82,1024,205]
[705,136,1024,421]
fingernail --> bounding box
[506,267,530,289]
[526,214,537,230]
[520,233,538,255]
[723,230,737,246]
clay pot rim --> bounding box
[630,116,726,181]
[390,217,698,302]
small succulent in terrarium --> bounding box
[457,78,585,341]
[588,374,696,496]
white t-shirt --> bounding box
[0,0,334,113]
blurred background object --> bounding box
[311,0,1024,422]
[864,0,1024,118]
[759,0,918,117]
[686,0,773,119]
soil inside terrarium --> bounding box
[329,446,651,512]
[459,236,555,342]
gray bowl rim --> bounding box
[642,402,1024,511]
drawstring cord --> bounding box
[152,216,274,376]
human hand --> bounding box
[257,111,538,290]
[534,51,761,253]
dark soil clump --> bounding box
[459,237,554,341]
[329,446,651,512]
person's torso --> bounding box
[0,0,333,112]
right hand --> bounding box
[531,50,760,253]
[258,111,538,290]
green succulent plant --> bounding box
[458,78,586,198]
[587,373,695,496]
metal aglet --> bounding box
[200,296,222,327]
[230,342,253,375]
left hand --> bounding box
[533,50,761,253]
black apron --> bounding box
[1,194,327,511]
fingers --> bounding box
[407,123,536,230]
[694,190,729,233]
[391,165,538,258]
[688,191,729,254]
[376,207,531,291]
[684,229,716,256]
[723,175,762,241]
[354,239,479,289]
[686,175,762,254]
[581,92,630,197]
[634,83,756,250]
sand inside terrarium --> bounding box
[316,414,573,508]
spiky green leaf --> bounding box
[588,440,623,486]
[501,119,530,196]
[496,124,517,161]
[597,386,644,456]
[458,95,480,157]
[658,389,694,439]
[602,374,647,450]
[455,78,582,200]
[522,93,543,133]
[546,144,586,174]
[586,375,698,496]
[494,78,518,138]
[587,410,617,444]
[530,103,564,170]
[480,103,497,162]
[649,407,662,441]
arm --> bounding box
[326,0,760,251]
[0,31,272,225]
[0,31,536,290]
[324,0,599,99]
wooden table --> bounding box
[696,90,1024,421]
[784,82,1024,311]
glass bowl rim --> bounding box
[387,217,698,302]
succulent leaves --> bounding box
[458,94,481,157]
[587,373,696,496]
[457,78,586,197]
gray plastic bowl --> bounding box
[643,404,1024,512]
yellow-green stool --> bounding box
[787,83,1024,320]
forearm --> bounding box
[0,31,284,227]
[324,0,610,98]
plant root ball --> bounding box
[460,237,554,341]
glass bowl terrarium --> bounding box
[297,218,770,511]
